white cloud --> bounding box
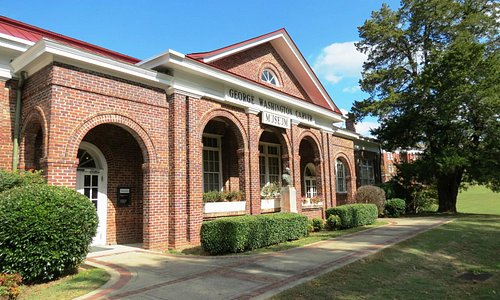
[355,121,379,137]
[314,41,367,84]
[342,85,360,93]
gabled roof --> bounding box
[186,29,342,115]
[0,16,139,64]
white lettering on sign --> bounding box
[262,111,290,129]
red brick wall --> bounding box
[9,60,361,250]
[0,80,16,170]
[20,62,170,249]
[302,208,324,220]
[210,42,310,101]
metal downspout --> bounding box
[12,71,28,170]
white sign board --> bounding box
[262,111,290,129]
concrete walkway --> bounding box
[80,217,450,300]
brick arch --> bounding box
[21,106,49,157]
[198,109,248,150]
[20,106,48,169]
[335,152,354,175]
[257,126,292,161]
[297,130,323,161]
[66,113,157,164]
[334,152,355,204]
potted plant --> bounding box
[260,182,281,210]
[203,190,246,213]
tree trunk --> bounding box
[436,170,463,213]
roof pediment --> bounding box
[187,29,341,115]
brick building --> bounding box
[381,149,422,182]
[0,16,380,249]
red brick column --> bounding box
[327,133,337,208]
[0,80,15,170]
[290,121,302,213]
[143,162,169,250]
[186,95,203,244]
[168,92,189,248]
[247,112,261,215]
[321,131,333,209]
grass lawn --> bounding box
[457,185,500,215]
[273,187,500,300]
[19,266,109,300]
[170,221,388,256]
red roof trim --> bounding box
[0,16,140,64]
[186,56,342,116]
[187,28,286,61]
[187,28,342,115]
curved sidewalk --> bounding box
[81,217,450,300]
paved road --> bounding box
[79,217,450,300]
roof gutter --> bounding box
[12,71,28,170]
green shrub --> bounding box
[203,191,224,202]
[0,169,44,193]
[384,198,406,217]
[326,214,342,230]
[355,185,386,215]
[311,218,324,232]
[0,185,98,283]
[203,190,245,203]
[0,273,22,299]
[307,221,314,233]
[326,204,378,229]
[225,191,245,202]
[200,213,308,255]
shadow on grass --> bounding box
[272,213,500,300]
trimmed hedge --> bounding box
[0,185,98,283]
[325,204,378,229]
[201,213,308,255]
[0,169,44,193]
[385,198,406,217]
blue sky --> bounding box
[3,0,401,135]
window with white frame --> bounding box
[304,163,317,198]
[387,152,393,160]
[202,135,222,192]
[259,143,281,187]
[336,159,347,193]
[388,163,394,173]
[261,69,279,86]
[359,159,375,186]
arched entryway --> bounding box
[76,141,108,245]
[299,136,323,205]
[76,124,146,245]
[201,117,246,199]
[258,128,290,211]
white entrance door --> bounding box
[77,169,107,245]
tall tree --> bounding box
[352,0,499,212]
